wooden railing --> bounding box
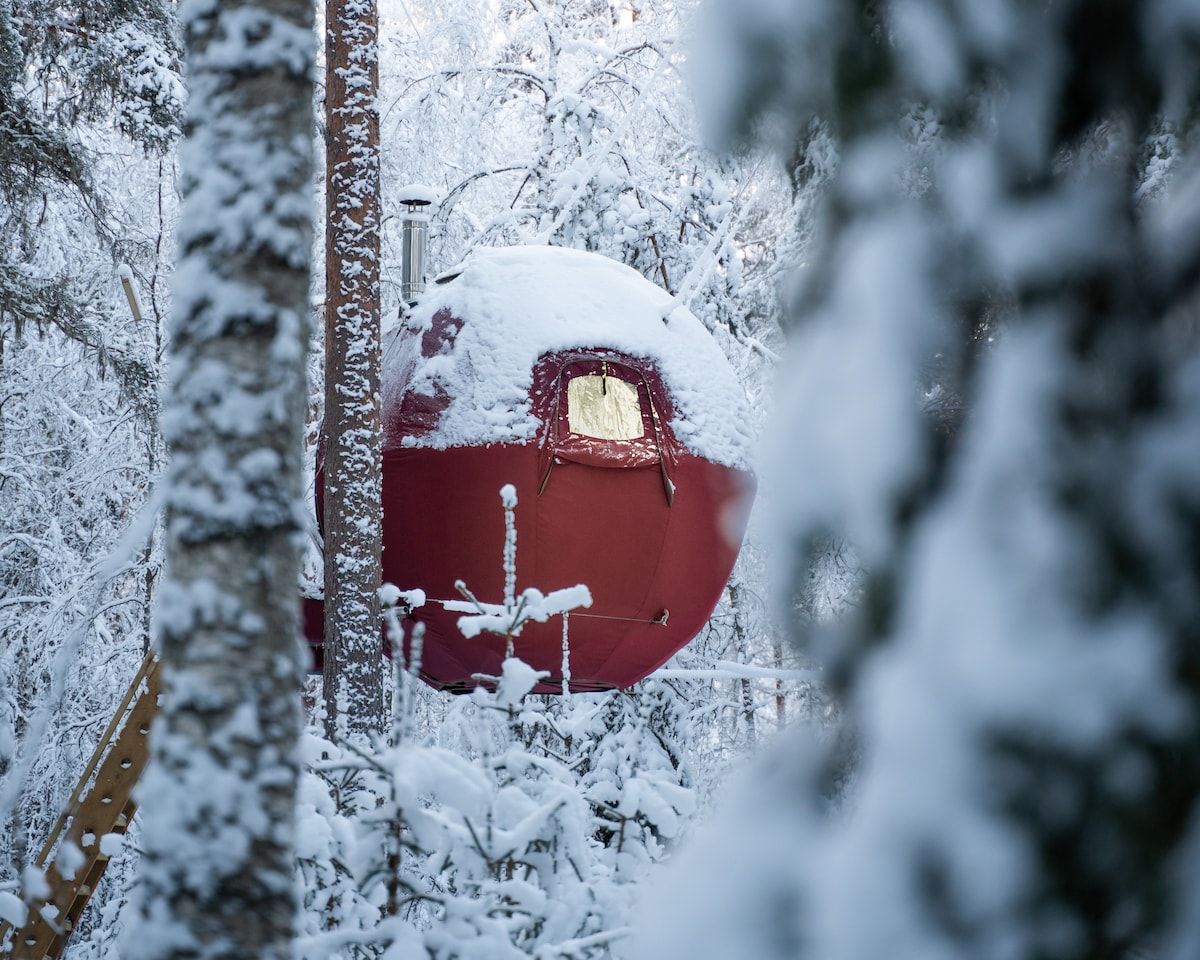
[1,652,159,960]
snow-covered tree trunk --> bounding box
[127,0,315,953]
[321,0,385,742]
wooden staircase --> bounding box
[1,653,159,960]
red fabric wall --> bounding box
[306,320,754,692]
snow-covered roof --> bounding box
[387,245,754,469]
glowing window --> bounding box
[567,374,644,440]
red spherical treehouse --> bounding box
[310,245,754,693]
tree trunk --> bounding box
[727,581,756,743]
[128,0,314,953]
[321,0,385,743]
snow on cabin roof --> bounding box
[388,245,754,469]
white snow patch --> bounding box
[56,841,86,881]
[380,583,426,610]
[451,584,593,640]
[100,832,126,857]
[495,658,549,709]
[0,891,28,927]
[392,246,754,468]
[396,183,440,206]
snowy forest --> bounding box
[3,0,1200,958]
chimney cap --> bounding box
[398,183,439,208]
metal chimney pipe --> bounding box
[398,185,437,304]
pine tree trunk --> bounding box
[128,0,314,953]
[321,0,384,744]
